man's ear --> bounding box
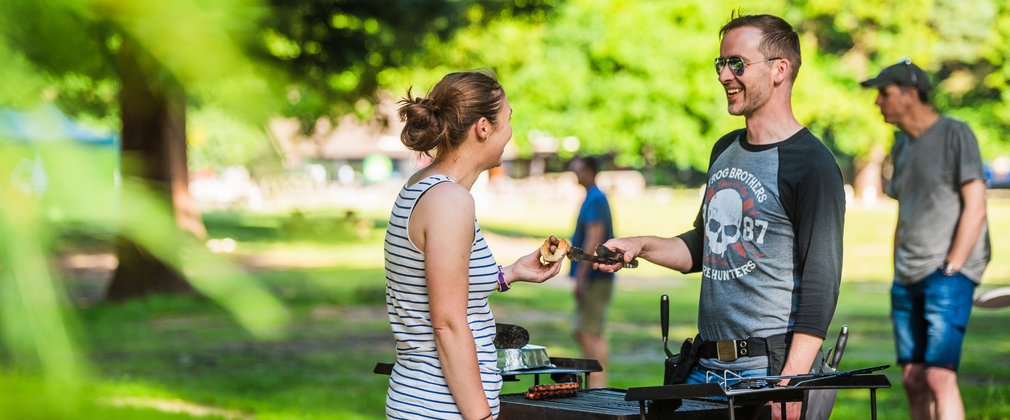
[907,88,922,104]
[773,59,790,85]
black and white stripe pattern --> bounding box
[384,175,501,419]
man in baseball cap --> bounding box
[861,58,931,93]
[863,59,990,420]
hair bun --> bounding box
[398,91,447,154]
[396,71,505,158]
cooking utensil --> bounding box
[566,244,638,268]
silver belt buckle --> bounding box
[716,339,738,362]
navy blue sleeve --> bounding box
[778,135,846,339]
[677,130,742,273]
[584,194,610,225]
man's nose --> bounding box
[718,65,735,82]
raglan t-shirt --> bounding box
[677,128,845,371]
[886,116,991,284]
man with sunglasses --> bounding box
[862,60,990,420]
[597,13,844,419]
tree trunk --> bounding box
[106,40,205,301]
[852,145,886,209]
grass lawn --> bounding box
[15,189,1009,419]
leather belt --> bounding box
[696,337,769,362]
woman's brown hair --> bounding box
[398,70,505,157]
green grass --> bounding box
[17,190,1010,418]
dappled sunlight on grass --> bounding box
[103,396,249,419]
[36,194,1009,419]
[0,372,214,419]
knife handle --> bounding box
[831,325,848,369]
[661,294,670,346]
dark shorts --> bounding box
[891,269,976,371]
[574,278,614,336]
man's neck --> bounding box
[898,106,940,139]
[744,93,803,145]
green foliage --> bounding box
[0,135,288,415]
[188,107,275,171]
[0,0,284,170]
[381,0,1010,173]
[261,0,560,128]
[5,0,1010,172]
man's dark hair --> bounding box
[897,85,930,105]
[720,13,801,81]
[570,156,599,175]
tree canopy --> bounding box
[6,0,1007,175]
[381,0,1010,174]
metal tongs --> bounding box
[567,244,639,268]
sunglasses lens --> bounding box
[728,57,745,75]
[715,57,746,76]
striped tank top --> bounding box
[384,175,502,419]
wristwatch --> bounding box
[940,260,956,276]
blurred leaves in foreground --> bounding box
[0,121,289,418]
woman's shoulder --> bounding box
[415,178,474,213]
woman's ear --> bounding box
[475,117,490,141]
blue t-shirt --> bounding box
[570,185,615,280]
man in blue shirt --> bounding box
[568,156,616,388]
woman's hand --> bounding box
[504,238,564,285]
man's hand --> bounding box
[770,401,802,420]
[592,238,644,273]
[593,236,695,273]
[769,332,823,420]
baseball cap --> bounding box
[861,58,931,93]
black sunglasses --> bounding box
[715,56,783,76]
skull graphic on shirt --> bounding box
[706,188,743,255]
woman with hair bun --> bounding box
[383,70,563,419]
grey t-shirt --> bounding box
[886,116,991,284]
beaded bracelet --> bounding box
[496,265,510,292]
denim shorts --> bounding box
[685,364,769,397]
[891,269,976,371]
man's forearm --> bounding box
[946,180,987,270]
[637,236,695,273]
[779,332,823,380]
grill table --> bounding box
[501,375,889,420]
[625,374,891,420]
[500,388,742,420]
